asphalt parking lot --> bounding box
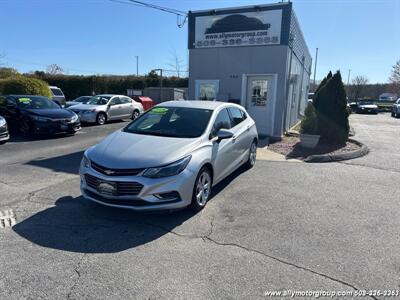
[1,114,400,299]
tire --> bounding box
[96,113,107,125]
[20,119,33,137]
[244,140,257,169]
[190,167,212,211]
[392,112,395,117]
[131,110,140,120]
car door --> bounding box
[120,97,134,118]
[1,96,19,128]
[107,97,123,119]
[228,106,250,165]
[210,108,237,183]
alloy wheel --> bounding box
[249,142,257,166]
[97,113,106,125]
[195,171,211,206]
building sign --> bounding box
[194,9,282,48]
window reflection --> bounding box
[251,80,268,106]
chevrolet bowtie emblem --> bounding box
[104,170,115,175]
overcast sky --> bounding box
[0,0,399,83]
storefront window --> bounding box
[251,80,268,106]
[195,80,219,101]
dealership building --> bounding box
[188,2,312,139]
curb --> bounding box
[304,138,369,163]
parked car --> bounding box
[391,98,400,118]
[65,96,93,108]
[0,95,80,136]
[80,101,258,211]
[0,115,9,144]
[49,86,66,106]
[69,94,144,125]
[356,100,378,114]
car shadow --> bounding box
[81,119,127,128]
[8,132,76,143]
[24,151,84,175]
[12,165,248,254]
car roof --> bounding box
[96,94,126,97]
[158,100,242,110]
[6,95,49,98]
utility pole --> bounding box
[347,69,351,85]
[313,47,318,89]
[135,56,139,76]
[152,69,163,102]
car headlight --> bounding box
[71,113,79,122]
[31,115,51,122]
[82,155,91,168]
[143,155,191,178]
[0,117,5,127]
[83,109,96,114]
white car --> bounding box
[69,94,144,125]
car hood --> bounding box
[87,130,202,169]
[24,108,74,119]
[68,104,104,111]
[359,104,378,109]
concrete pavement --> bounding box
[0,115,399,299]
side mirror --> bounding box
[216,129,234,141]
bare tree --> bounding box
[0,52,6,66]
[350,75,369,99]
[46,64,64,75]
[167,51,185,78]
[389,59,400,95]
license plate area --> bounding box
[97,180,117,195]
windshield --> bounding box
[124,106,213,138]
[87,96,111,105]
[16,96,60,109]
[74,96,91,103]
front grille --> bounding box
[84,173,143,196]
[84,189,179,207]
[91,161,144,176]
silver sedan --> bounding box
[80,101,258,211]
[69,94,144,125]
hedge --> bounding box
[28,71,188,101]
[0,75,52,98]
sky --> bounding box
[0,0,399,83]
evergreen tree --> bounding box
[315,71,349,144]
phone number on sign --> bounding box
[264,289,400,298]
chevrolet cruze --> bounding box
[80,101,258,211]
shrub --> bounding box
[314,71,349,144]
[0,75,51,98]
[300,102,319,135]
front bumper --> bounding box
[0,124,9,142]
[32,119,81,134]
[79,166,196,211]
[77,112,97,123]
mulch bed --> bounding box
[268,136,360,160]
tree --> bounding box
[46,64,64,75]
[0,67,18,79]
[0,75,51,98]
[314,71,349,144]
[350,75,369,100]
[167,50,185,78]
[389,59,400,95]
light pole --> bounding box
[152,69,163,102]
[135,56,139,76]
[313,47,318,89]
[347,69,351,85]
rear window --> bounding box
[51,88,64,96]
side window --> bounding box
[228,107,246,127]
[110,97,121,105]
[210,108,232,138]
[121,97,131,104]
[6,97,17,108]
